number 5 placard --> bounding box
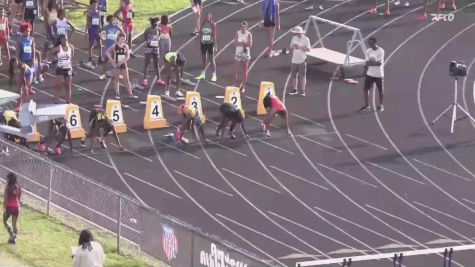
[185,91,206,123]
[65,104,85,139]
[144,95,167,129]
[224,86,245,118]
[106,99,127,133]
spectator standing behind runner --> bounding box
[288,26,310,97]
[16,23,35,66]
[72,230,106,267]
[232,21,252,93]
[359,37,385,112]
[114,0,134,57]
[159,15,172,56]
[97,0,107,27]
[142,17,165,87]
[261,0,279,58]
[84,0,102,69]
[8,0,23,29]
[3,172,21,244]
[98,15,124,80]
[0,8,11,64]
[196,12,217,82]
[23,0,38,33]
[48,34,74,104]
[190,0,202,35]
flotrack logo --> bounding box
[430,13,455,22]
[200,243,248,267]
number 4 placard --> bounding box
[224,86,245,117]
[185,91,206,123]
[144,95,167,129]
[106,99,127,133]
[65,104,85,139]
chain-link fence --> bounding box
[0,138,275,267]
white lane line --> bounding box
[268,211,357,249]
[173,170,233,197]
[156,141,200,160]
[413,158,471,182]
[366,205,450,239]
[344,134,389,151]
[216,213,313,255]
[290,113,326,128]
[222,168,281,194]
[245,95,258,101]
[463,198,475,205]
[318,163,378,188]
[414,201,475,228]
[109,143,153,162]
[297,135,342,153]
[299,132,337,137]
[246,115,280,129]
[123,172,182,199]
[43,72,102,97]
[269,165,329,190]
[251,138,295,155]
[205,139,248,157]
[127,127,141,135]
[366,161,425,185]
[314,205,406,244]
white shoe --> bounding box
[404,1,410,6]
[175,90,184,98]
[164,91,170,97]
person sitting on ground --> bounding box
[262,93,291,137]
[163,51,186,98]
[38,118,72,155]
[81,106,124,154]
[72,229,105,267]
[3,172,21,245]
[216,103,249,139]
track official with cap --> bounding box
[288,26,310,97]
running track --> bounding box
[4,0,475,266]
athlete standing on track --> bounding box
[98,0,108,28]
[0,8,11,64]
[23,0,38,33]
[216,103,249,139]
[44,9,74,61]
[159,15,172,56]
[360,36,385,112]
[48,34,73,104]
[142,17,165,87]
[84,0,102,69]
[233,21,252,93]
[3,172,21,245]
[163,51,186,99]
[261,0,279,58]
[190,0,202,35]
[38,118,72,155]
[196,11,217,82]
[43,0,59,43]
[99,15,124,80]
[16,23,35,66]
[105,32,138,99]
[114,0,134,57]
[262,93,291,137]
[8,0,23,29]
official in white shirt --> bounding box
[289,26,311,97]
[360,37,385,112]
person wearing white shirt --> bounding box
[288,26,311,96]
[233,21,252,93]
[72,230,105,267]
[360,37,385,112]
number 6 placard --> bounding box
[224,86,245,118]
[65,104,85,139]
[144,95,167,129]
[106,99,127,133]
[185,91,206,123]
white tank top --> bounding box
[235,30,251,56]
[57,44,72,69]
[56,18,68,36]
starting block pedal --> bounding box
[106,99,127,133]
[257,81,276,115]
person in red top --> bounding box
[114,0,134,57]
[3,172,21,244]
[0,7,11,64]
[262,93,291,136]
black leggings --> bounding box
[143,53,160,80]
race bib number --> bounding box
[0,23,5,31]
[92,18,100,26]
[150,101,162,120]
[149,40,158,47]
[99,11,107,16]
[202,35,211,42]
[126,11,133,19]
[107,33,117,40]
[23,46,32,54]
[117,54,126,62]
[26,0,34,7]
[57,28,66,35]
[160,34,169,40]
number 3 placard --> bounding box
[185,91,206,123]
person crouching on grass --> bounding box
[262,93,291,137]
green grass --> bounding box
[68,0,189,36]
[0,199,154,267]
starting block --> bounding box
[185,91,206,123]
[257,81,276,115]
[65,104,85,139]
[106,99,127,133]
[144,95,167,129]
[224,86,245,117]
[27,124,40,142]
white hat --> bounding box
[291,26,305,34]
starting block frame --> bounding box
[303,16,367,67]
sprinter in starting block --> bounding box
[262,93,291,137]
[81,106,124,154]
[38,118,72,155]
[215,103,249,139]
[175,104,205,145]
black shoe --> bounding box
[289,89,298,95]
[359,105,371,111]
[377,105,384,112]
[80,140,86,148]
